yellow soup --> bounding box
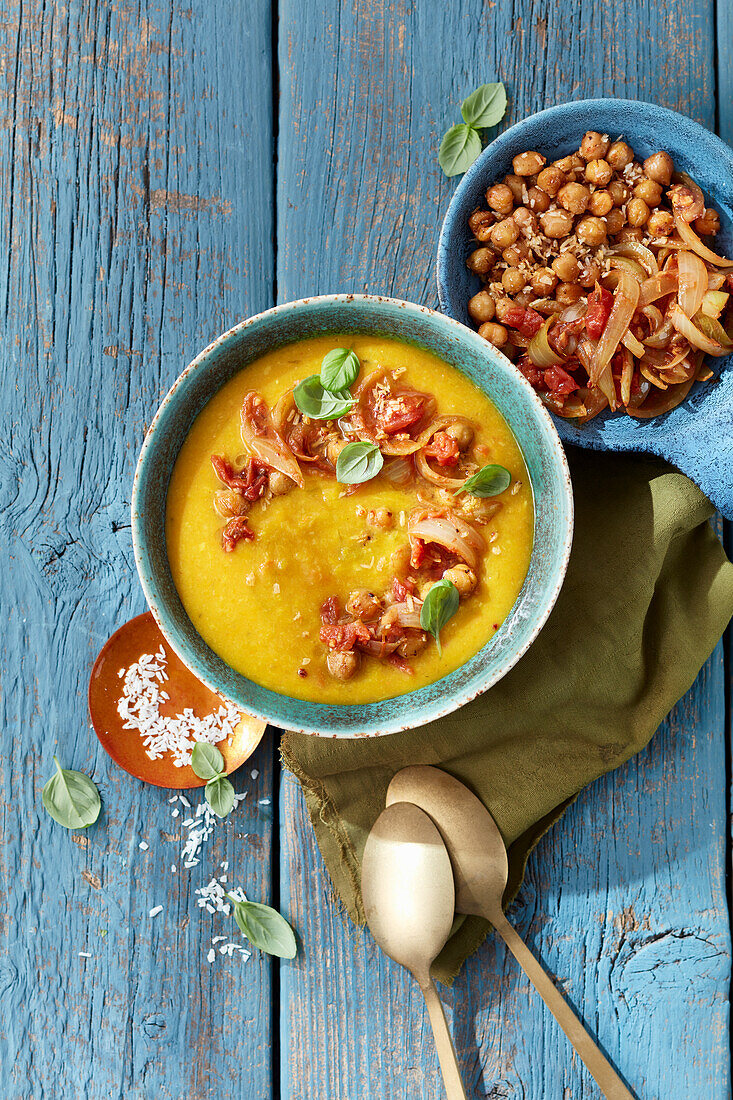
[166,336,533,704]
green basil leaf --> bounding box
[205,775,236,818]
[293,375,356,420]
[455,464,512,498]
[438,123,482,177]
[420,579,460,655]
[320,348,360,392]
[191,741,225,782]
[335,441,384,485]
[42,757,101,830]
[460,82,507,129]
[231,898,297,958]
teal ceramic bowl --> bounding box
[131,295,573,737]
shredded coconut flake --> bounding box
[149,905,163,918]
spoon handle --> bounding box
[494,914,635,1100]
[420,979,468,1100]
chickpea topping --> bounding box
[552,154,575,173]
[268,471,294,496]
[694,209,721,236]
[512,150,546,176]
[588,189,614,216]
[555,282,584,305]
[616,226,644,243]
[367,508,393,529]
[551,252,580,283]
[646,209,675,237]
[530,266,558,295]
[626,196,650,227]
[327,650,360,682]
[486,183,515,215]
[503,174,524,202]
[633,178,663,207]
[607,179,629,206]
[490,218,520,249]
[214,489,249,518]
[585,159,613,186]
[605,207,626,235]
[501,268,525,294]
[580,131,610,160]
[536,166,565,197]
[442,564,478,597]
[345,589,382,621]
[397,634,428,659]
[643,151,673,186]
[512,206,536,231]
[468,290,496,324]
[578,262,601,288]
[478,321,508,348]
[606,140,634,169]
[468,208,495,241]
[467,247,494,276]
[540,209,574,238]
[326,437,349,466]
[445,422,473,449]
[502,242,528,266]
[575,215,607,246]
[527,186,551,213]
[557,181,591,215]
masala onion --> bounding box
[240,393,305,488]
[677,250,709,317]
[407,514,484,572]
[670,303,732,355]
[590,271,640,409]
[673,211,733,268]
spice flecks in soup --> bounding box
[165,336,533,704]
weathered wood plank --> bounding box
[0,2,275,1096]
[277,0,729,1097]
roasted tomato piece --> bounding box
[374,393,425,434]
[221,516,255,552]
[515,354,544,389]
[544,365,579,395]
[319,621,371,652]
[320,595,341,624]
[424,430,460,467]
[502,305,543,338]
[391,576,416,603]
[211,454,269,501]
[585,286,614,340]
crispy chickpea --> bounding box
[540,209,574,238]
[554,155,576,174]
[527,186,551,213]
[390,544,410,577]
[512,206,536,232]
[576,215,607,246]
[551,252,580,282]
[326,437,349,466]
[486,183,515,215]
[445,422,474,449]
[585,159,613,187]
[557,181,591,215]
[694,209,721,236]
[606,140,634,169]
[555,282,584,305]
[468,208,495,241]
[580,131,610,160]
[442,564,478,597]
[634,178,663,207]
[345,588,382,621]
[607,179,629,206]
[589,189,614,216]
[503,173,524,202]
[626,196,650,227]
[570,153,585,170]
[512,150,546,176]
[478,321,508,348]
[494,298,515,322]
[530,266,558,295]
[514,288,533,308]
[578,262,601,288]
[397,634,428,659]
[536,165,565,197]
[643,151,673,186]
[468,290,496,324]
[466,247,495,276]
[502,268,526,294]
[605,207,626,235]
[502,242,528,266]
[367,508,393,529]
[616,226,644,242]
[327,650,360,681]
[491,218,520,249]
[214,489,248,517]
[269,471,294,496]
[646,209,675,237]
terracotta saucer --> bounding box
[88,612,267,788]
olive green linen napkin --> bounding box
[280,450,733,982]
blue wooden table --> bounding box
[1,1,731,1096]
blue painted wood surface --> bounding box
[0,1,730,1098]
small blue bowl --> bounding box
[437,99,733,518]
[132,295,573,737]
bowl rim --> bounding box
[131,293,574,737]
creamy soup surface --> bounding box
[166,336,534,705]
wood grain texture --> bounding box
[0,2,275,1096]
[276,0,731,1097]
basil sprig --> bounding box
[455,463,511,498]
[439,82,507,177]
[320,348,360,392]
[229,895,297,958]
[42,757,101,829]
[420,579,460,655]
[191,742,236,818]
[336,441,384,485]
[293,376,356,420]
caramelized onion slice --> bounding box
[407,514,484,572]
[626,374,696,418]
[639,272,678,307]
[528,317,564,368]
[240,393,305,488]
[677,250,709,317]
[670,303,732,355]
[591,271,640,410]
[673,211,733,268]
[609,242,659,276]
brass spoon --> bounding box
[387,766,636,1100]
[362,802,467,1100]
